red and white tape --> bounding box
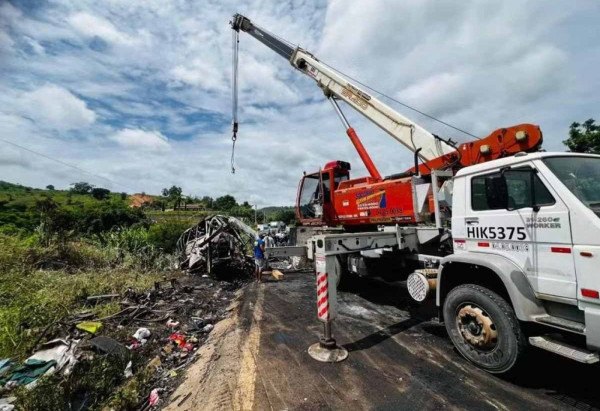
[316,271,329,321]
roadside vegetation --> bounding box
[0,179,293,371]
[0,180,283,409]
[0,182,187,361]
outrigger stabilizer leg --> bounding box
[308,255,348,362]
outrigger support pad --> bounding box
[308,322,348,363]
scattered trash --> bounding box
[271,269,284,280]
[0,353,70,392]
[76,321,103,334]
[7,359,56,387]
[0,359,12,378]
[148,388,160,406]
[86,294,119,304]
[28,338,78,376]
[0,267,246,408]
[133,327,151,342]
[0,396,15,411]
[154,278,178,290]
[123,361,133,378]
[90,336,130,363]
[166,319,180,328]
[168,332,186,347]
[177,391,192,407]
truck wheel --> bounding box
[443,284,526,374]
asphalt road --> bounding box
[242,271,600,410]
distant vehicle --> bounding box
[256,223,269,233]
[269,221,286,234]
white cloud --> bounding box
[17,85,96,130]
[109,128,170,152]
[0,0,598,206]
[68,12,134,46]
[0,30,14,52]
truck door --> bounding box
[466,166,576,300]
[296,172,325,225]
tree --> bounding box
[214,195,237,211]
[70,182,94,194]
[563,119,600,154]
[91,187,111,200]
[120,192,127,200]
[161,185,183,210]
[46,184,55,190]
[270,209,296,225]
[35,196,58,214]
[200,196,214,209]
[229,205,253,219]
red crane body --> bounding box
[297,124,542,227]
[230,14,544,228]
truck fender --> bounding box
[436,253,546,321]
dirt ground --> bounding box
[165,272,600,410]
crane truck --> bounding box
[231,14,600,373]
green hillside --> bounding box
[0,180,131,233]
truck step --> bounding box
[529,336,599,364]
[535,315,585,334]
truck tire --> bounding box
[443,284,526,374]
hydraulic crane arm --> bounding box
[231,14,543,178]
[231,14,455,167]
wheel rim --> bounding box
[456,303,498,351]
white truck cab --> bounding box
[438,152,600,372]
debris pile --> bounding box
[177,215,256,279]
[0,275,245,410]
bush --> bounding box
[75,200,147,236]
[91,187,111,200]
[147,220,190,253]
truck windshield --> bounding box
[543,156,600,216]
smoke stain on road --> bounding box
[167,273,600,410]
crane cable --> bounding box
[231,28,240,174]
[230,22,480,174]
[318,60,480,140]
[251,21,479,141]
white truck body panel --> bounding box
[454,152,600,305]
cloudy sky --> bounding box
[1,0,599,206]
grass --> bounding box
[0,180,281,409]
[0,266,165,359]
[0,225,182,360]
[0,226,179,410]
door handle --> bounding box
[465,217,479,225]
